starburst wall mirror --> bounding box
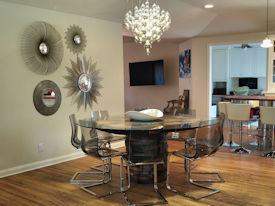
[64,56,102,110]
[21,21,64,75]
[65,25,87,55]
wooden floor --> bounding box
[1,140,275,206]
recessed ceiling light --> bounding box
[204,4,214,9]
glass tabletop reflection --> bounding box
[77,115,218,134]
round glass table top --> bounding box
[77,115,218,134]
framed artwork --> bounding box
[179,49,191,78]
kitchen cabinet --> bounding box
[229,47,266,77]
[212,48,227,82]
[252,48,267,77]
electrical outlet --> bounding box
[38,143,44,152]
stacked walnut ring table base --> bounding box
[125,130,168,184]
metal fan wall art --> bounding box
[65,25,87,55]
[21,21,64,75]
[64,56,103,110]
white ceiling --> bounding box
[2,0,275,41]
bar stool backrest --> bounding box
[227,103,251,121]
[69,114,81,149]
[260,106,275,125]
[218,102,230,117]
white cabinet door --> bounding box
[229,48,242,77]
[212,48,227,82]
[252,47,267,77]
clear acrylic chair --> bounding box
[120,128,168,205]
[69,114,81,149]
[168,109,197,170]
[70,114,105,185]
[90,110,125,172]
[79,120,123,198]
[166,114,225,200]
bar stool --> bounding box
[260,106,275,158]
[227,103,251,153]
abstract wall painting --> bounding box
[179,49,191,78]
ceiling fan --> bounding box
[234,44,258,49]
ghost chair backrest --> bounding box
[79,120,112,158]
[69,114,81,149]
[174,108,196,117]
[91,111,100,121]
[194,114,225,159]
[100,110,109,120]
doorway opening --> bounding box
[209,42,267,117]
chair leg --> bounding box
[262,125,275,158]
[191,171,224,183]
[231,121,251,153]
[224,120,240,147]
[91,162,122,172]
[81,157,120,198]
[187,160,221,200]
[166,155,222,200]
[121,159,167,206]
[70,158,107,184]
[120,156,130,193]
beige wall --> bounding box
[180,32,266,116]
[123,39,179,111]
[0,2,124,172]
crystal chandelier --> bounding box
[124,0,171,55]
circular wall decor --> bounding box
[65,25,87,55]
[33,80,62,116]
[21,21,64,75]
[64,56,102,110]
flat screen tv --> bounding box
[239,78,257,89]
[129,60,165,86]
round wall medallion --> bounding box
[33,80,62,116]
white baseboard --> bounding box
[0,151,85,179]
[0,140,125,179]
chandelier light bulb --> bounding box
[124,0,171,55]
[204,4,214,9]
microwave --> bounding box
[213,88,226,95]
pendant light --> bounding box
[261,0,273,48]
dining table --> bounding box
[77,114,219,184]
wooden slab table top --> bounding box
[222,95,275,102]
